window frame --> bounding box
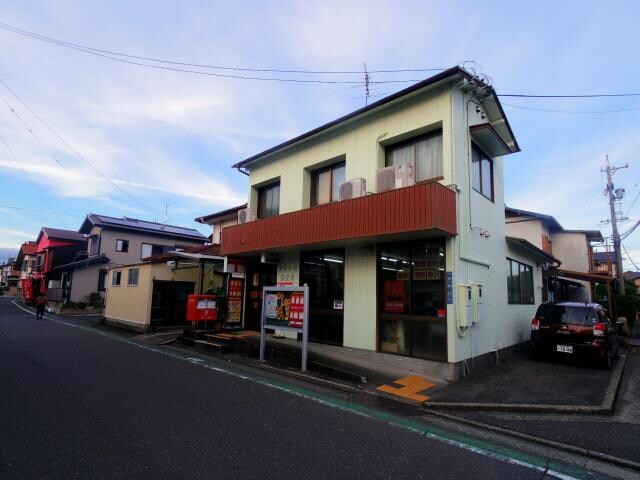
[506,257,534,305]
[111,270,122,286]
[310,160,346,206]
[257,181,280,219]
[115,239,129,253]
[471,142,494,202]
[127,268,139,286]
[384,130,444,183]
[98,269,108,292]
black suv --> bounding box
[531,302,619,368]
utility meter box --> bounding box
[457,285,472,328]
[471,283,485,323]
[187,294,218,322]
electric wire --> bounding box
[0,75,158,217]
[0,22,429,85]
[502,103,640,114]
[0,204,85,218]
[622,243,640,271]
[0,130,71,228]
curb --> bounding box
[254,362,361,394]
[422,409,640,473]
[420,351,628,414]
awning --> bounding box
[506,236,560,266]
[470,123,514,157]
[555,269,614,283]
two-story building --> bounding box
[54,214,208,305]
[219,66,553,380]
[14,241,37,298]
[32,227,88,300]
[505,206,610,304]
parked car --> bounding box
[530,302,619,368]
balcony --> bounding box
[221,181,457,255]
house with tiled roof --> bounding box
[54,214,208,305]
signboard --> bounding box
[22,279,34,302]
[226,275,244,325]
[447,271,453,304]
[260,284,309,371]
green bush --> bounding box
[84,292,104,307]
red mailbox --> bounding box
[186,294,218,322]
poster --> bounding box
[227,277,244,324]
[263,290,306,328]
[22,279,34,302]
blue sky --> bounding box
[0,1,639,269]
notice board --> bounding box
[260,284,309,371]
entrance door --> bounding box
[151,281,195,327]
[244,263,277,331]
[301,250,344,345]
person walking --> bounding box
[35,294,48,319]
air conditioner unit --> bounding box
[376,166,396,193]
[395,162,415,189]
[339,178,367,201]
[237,208,256,224]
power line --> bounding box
[499,93,640,99]
[0,22,434,85]
[0,75,158,216]
[0,129,71,228]
[0,204,85,218]
[622,243,640,271]
[502,102,640,114]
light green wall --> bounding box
[343,245,377,350]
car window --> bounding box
[536,305,598,325]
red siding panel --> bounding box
[221,182,457,255]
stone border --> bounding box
[420,351,628,414]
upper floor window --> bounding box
[311,161,345,206]
[89,235,100,256]
[141,243,172,259]
[116,239,129,253]
[507,258,534,304]
[385,131,443,182]
[472,143,494,201]
[258,182,280,218]
[112,270,122,286]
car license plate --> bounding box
[556,345,573,354]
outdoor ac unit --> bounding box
[376,166,396,193]
[395,162,415,189]
[339,178,367,201]
[237,208,256,224]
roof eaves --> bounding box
[233,66,471,170]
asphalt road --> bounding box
[0,297,609,479]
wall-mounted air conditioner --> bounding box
[339,178,367,201]
[376,166,396,193]
[237,208,256,224]
[395,163,415,189]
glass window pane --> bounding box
[331,164,345,202]
[315,169,331,205]
[271,184,280,216]
[386,143,413,168]
[481,158,493,199]
[511,260,521,303]
[415,134,443,181]
[411,243,444,316]
[381,245,410,314]
[472,145,481,192]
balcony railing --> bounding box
[221,181,457,255]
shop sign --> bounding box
[447,272,453,304]
[227,276,244,325]
[260,284,309,371]
[22,279,34,302]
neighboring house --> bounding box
[103,244,225,332]
[218,66,552,380]
[1,258,19,295]
[505,207,608,303]
[623,271,640,293]
[195,204,246,244]
[592,250,617,277]
[33,228,88,301]
[54,214,208,305]
[14,241,37,297]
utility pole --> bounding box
[602,155,628,296]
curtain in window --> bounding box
[415,134,443,181]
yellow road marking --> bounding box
[376,375,435,402]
